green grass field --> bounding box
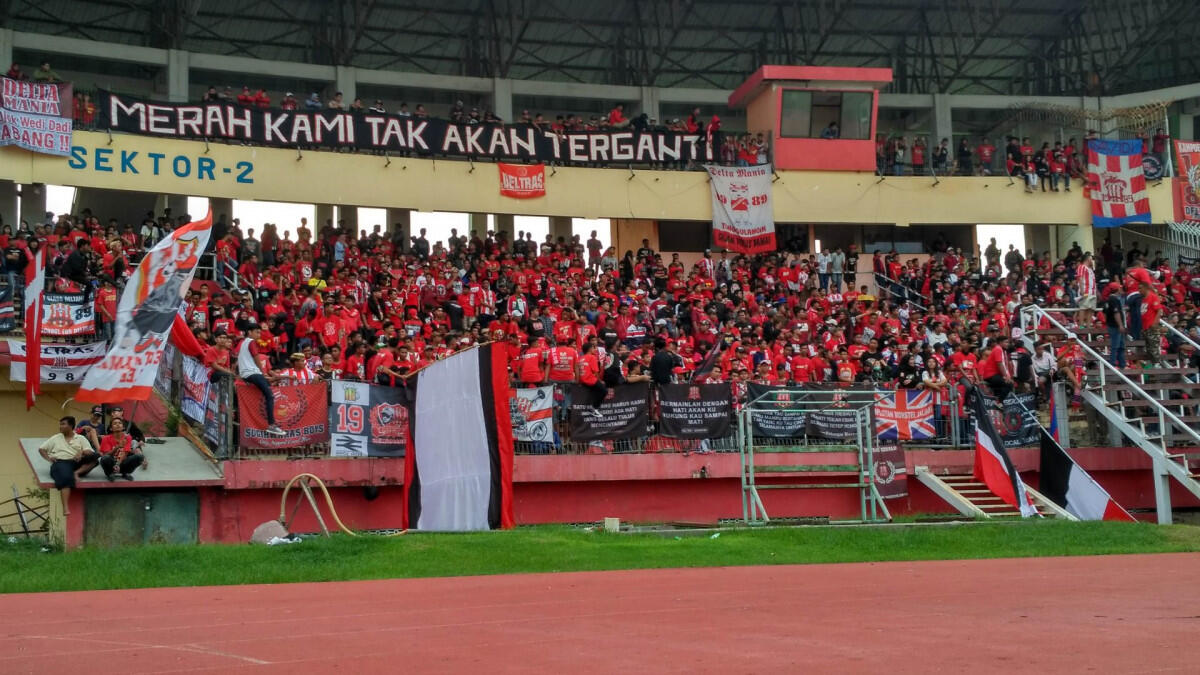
[2,521,1197,594]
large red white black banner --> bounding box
[705,164,776,254]
[76,213,212,404]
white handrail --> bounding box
[1020,304,1200,446]
[1159,319,1200,353]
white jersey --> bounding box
[236,339,263,378]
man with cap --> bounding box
[236,322,286,436]
[1101,281,1127,368]
[75,405,107,451]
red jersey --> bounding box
[547,346,578,383]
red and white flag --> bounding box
[705,164,776,254]
[1087,139,1151,228]
[1038,428,1134,521]
[22,247,45,409]
[76,212,213,404]
[498,162,546,198]
[8,339,105,383]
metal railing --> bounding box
[873,272,930,312]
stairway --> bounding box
[915,469,1073,519]
[1023,306,1200,523]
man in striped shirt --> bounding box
[1075,253,1097,326]
[280,353,317,385]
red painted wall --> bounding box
[61,447,1200,546]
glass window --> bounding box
[779,90,812,138]
[779,89,873,139]
[840,91,873,140]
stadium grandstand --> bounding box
[6,2,1200,671]
[1,0,1200,540]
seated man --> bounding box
[108,405,146,450]
[37,416,97,515]
[74,406,107,451]
[98,418,146,481]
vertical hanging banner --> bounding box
[705,164,776,253]
[0,285,14,332]
[76,212,212,403]
[871,444,908,500]
[1174,140,1200,224]
[498,163,546,198]
[179,354,212,424]
[1087,139,1151,228]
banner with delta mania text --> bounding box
[1,77,73,157]
[705,164,776,254]
[98,91,714,165]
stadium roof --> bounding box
[5,0,1200,96]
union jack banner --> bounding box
[1087,139,1151,228]
[875,389,936,441]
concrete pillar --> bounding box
[932,93,953,146]
[469,212,490,238]
[315,204,335,234]
[334,65,356,105]
[167,49,189,103]
[639,86,661,124]
[386,207,411,248]
[549,216,573,244]
[491,78,513,123]
[338,206,359,233]
[19,183,47,226]
[0,180,17,229]
[0,29,13,74]
[493,213,515,245]
[208,197,233,224]
[161,194,189,222]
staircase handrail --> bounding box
[1020,304,1200,447]
[1159,319,1200,353]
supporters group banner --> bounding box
[329,379,408,457]
[179,354,211,425]
[237,381,330,449]
[76,214,212,404]
[498,162,546,198]
[40,292,95,336]
[0,286,14,333]
[1087,139,1151,228]
[705,164,776,254]
[98,91,716,165]
[967,391,1040,449]
[7,340,104,384]
[1175,140,1200,224]
[0,77,73,157]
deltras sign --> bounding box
[99,91,714,165]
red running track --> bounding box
[3,553,1199,674]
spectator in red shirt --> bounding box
[608,104,629,129]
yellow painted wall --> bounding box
[0,374,91,533]
[0,131,1163,243]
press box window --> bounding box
[779,90,872,140]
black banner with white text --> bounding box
[98,91,715,165]
[568,383,650,441]
[658,383,733,439]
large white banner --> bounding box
[704,163,775,254]
[512,386,554,443]
[76,213,213,404]
[0,107,72,157]
[8,340,105,384]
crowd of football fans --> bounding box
[5,206,1195,447]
